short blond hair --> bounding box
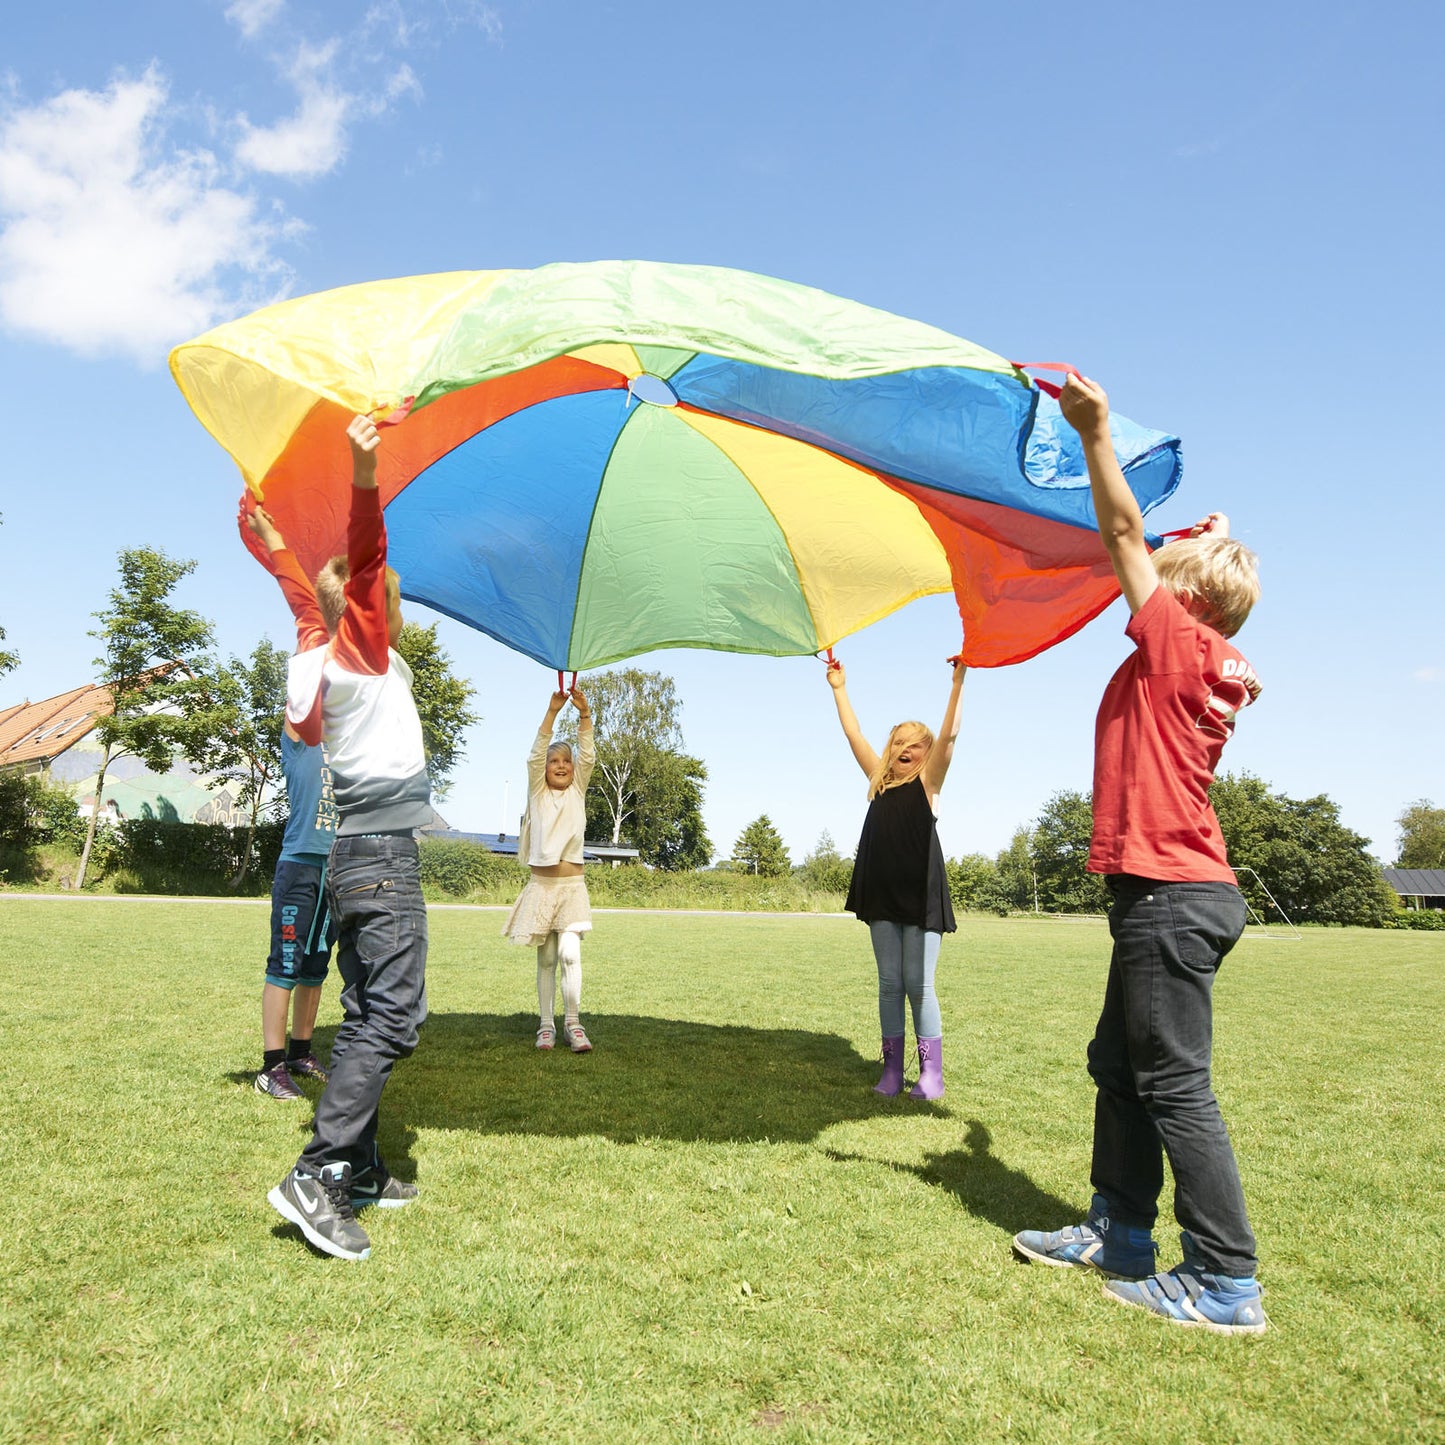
[314,557,401,636]
[1151,536,1260,638]
[868,720,933,799]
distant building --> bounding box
[1382,869,1445,911]
[420,821,640,866]
[0,680,240,825]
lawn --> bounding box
[1,899,1441,1444]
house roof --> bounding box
[1382,869,1445,897]
[0,684,111,770]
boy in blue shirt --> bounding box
[254,721,337,1100]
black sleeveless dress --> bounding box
[845,776,956,934]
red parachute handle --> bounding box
[1011,361,1081,399]
[556,670,578,694]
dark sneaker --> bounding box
[563,1020,592,1053]
[268,1162,371,1261]
[1103,1233,1267,1334]
[287,1053,329,1084]
[1012,1194,1158,1280]
[255,1062,303,1101]
[351,1167,419,1210]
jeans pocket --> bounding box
[1169,887,1248,969]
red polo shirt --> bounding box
[1090,587,1260,882]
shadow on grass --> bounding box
[236,1016,1074,1229]
[357,1010,907,1146]
[826,1119,1080,1234]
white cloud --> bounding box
[0,69,295,364]
[1414,666,1442,683]
[233,40,353,178]
[226,0,286,40]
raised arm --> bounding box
[242,504,328,651]
[527,690,568,788]
[337,415,391,675]
[826,661,881,781]
[570,685,596,788]
[922,658,966,797]
[1059,374,1157,616]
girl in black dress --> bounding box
[826,656,966,1098]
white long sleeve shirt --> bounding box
[519,719,596,866]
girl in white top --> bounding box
[503,685,597,1051]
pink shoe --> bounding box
[535,1024,555,1050]
[563,1020,592,1053]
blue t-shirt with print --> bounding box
[279,732,337,863]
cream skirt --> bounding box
[502,873,593,947]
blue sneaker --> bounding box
[1012,1194,1158,1280]
[1103,1235,1266,1335]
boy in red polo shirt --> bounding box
[1012,374,1267,1335]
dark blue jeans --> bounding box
[298,834,427,1179]
[1087,876,1258,1276]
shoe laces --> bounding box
[318,1169,359,1222]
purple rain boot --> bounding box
[909,1037,944,1101]
[874,1035,906,1096]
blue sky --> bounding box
[1,0,1441,866]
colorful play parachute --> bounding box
[170,261,1181,669]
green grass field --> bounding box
[1,899,1441,1444]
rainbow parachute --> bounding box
[170,260,1180,669]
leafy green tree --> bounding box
[995,826,1038,912]
[394,621,481,798]
[732,814,791,876]
[76,548,215,889]
[1396,800,1445,869]
[798,830,853,893]
[612,749,712,871]
[1032,789,1109,913]
[179,638,289,887]
[946,852,1009,914]
[563,668,708,866]
[0,514,17,677]
[1211,772,1396,926]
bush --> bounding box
[1388,909,1445,930]
[418,837,527,897]
[111,819,282,894]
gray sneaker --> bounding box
[255,1063,303,1101]
[268,1163,371,1261]
[351,1167,419,1210]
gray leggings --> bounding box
[868,921,942,1038]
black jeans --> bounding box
[298,834,428,1179]
[1087,876,1258,1276]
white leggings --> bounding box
[537,929,583,1021]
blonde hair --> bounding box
[314,557,401,636]
[1151,536,1260,638]
[868,721,933,799]
[546,742,574,765]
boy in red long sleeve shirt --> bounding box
[250,415,432,1262]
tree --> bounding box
[995,826,1038,912]
[798,830,853,893]
[179,638,289,887]
[1211,772,1396,926]
[562,668,707,864]
[946,852,1009,914]
[732,814,791,876]
[75,548,215,889]
[1396,800,1445,870]
[607,749,712,871]
[1031,789,1109,913]
[0,514,17,678]
[394,621,480,798]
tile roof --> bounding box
[0,684,112,769]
